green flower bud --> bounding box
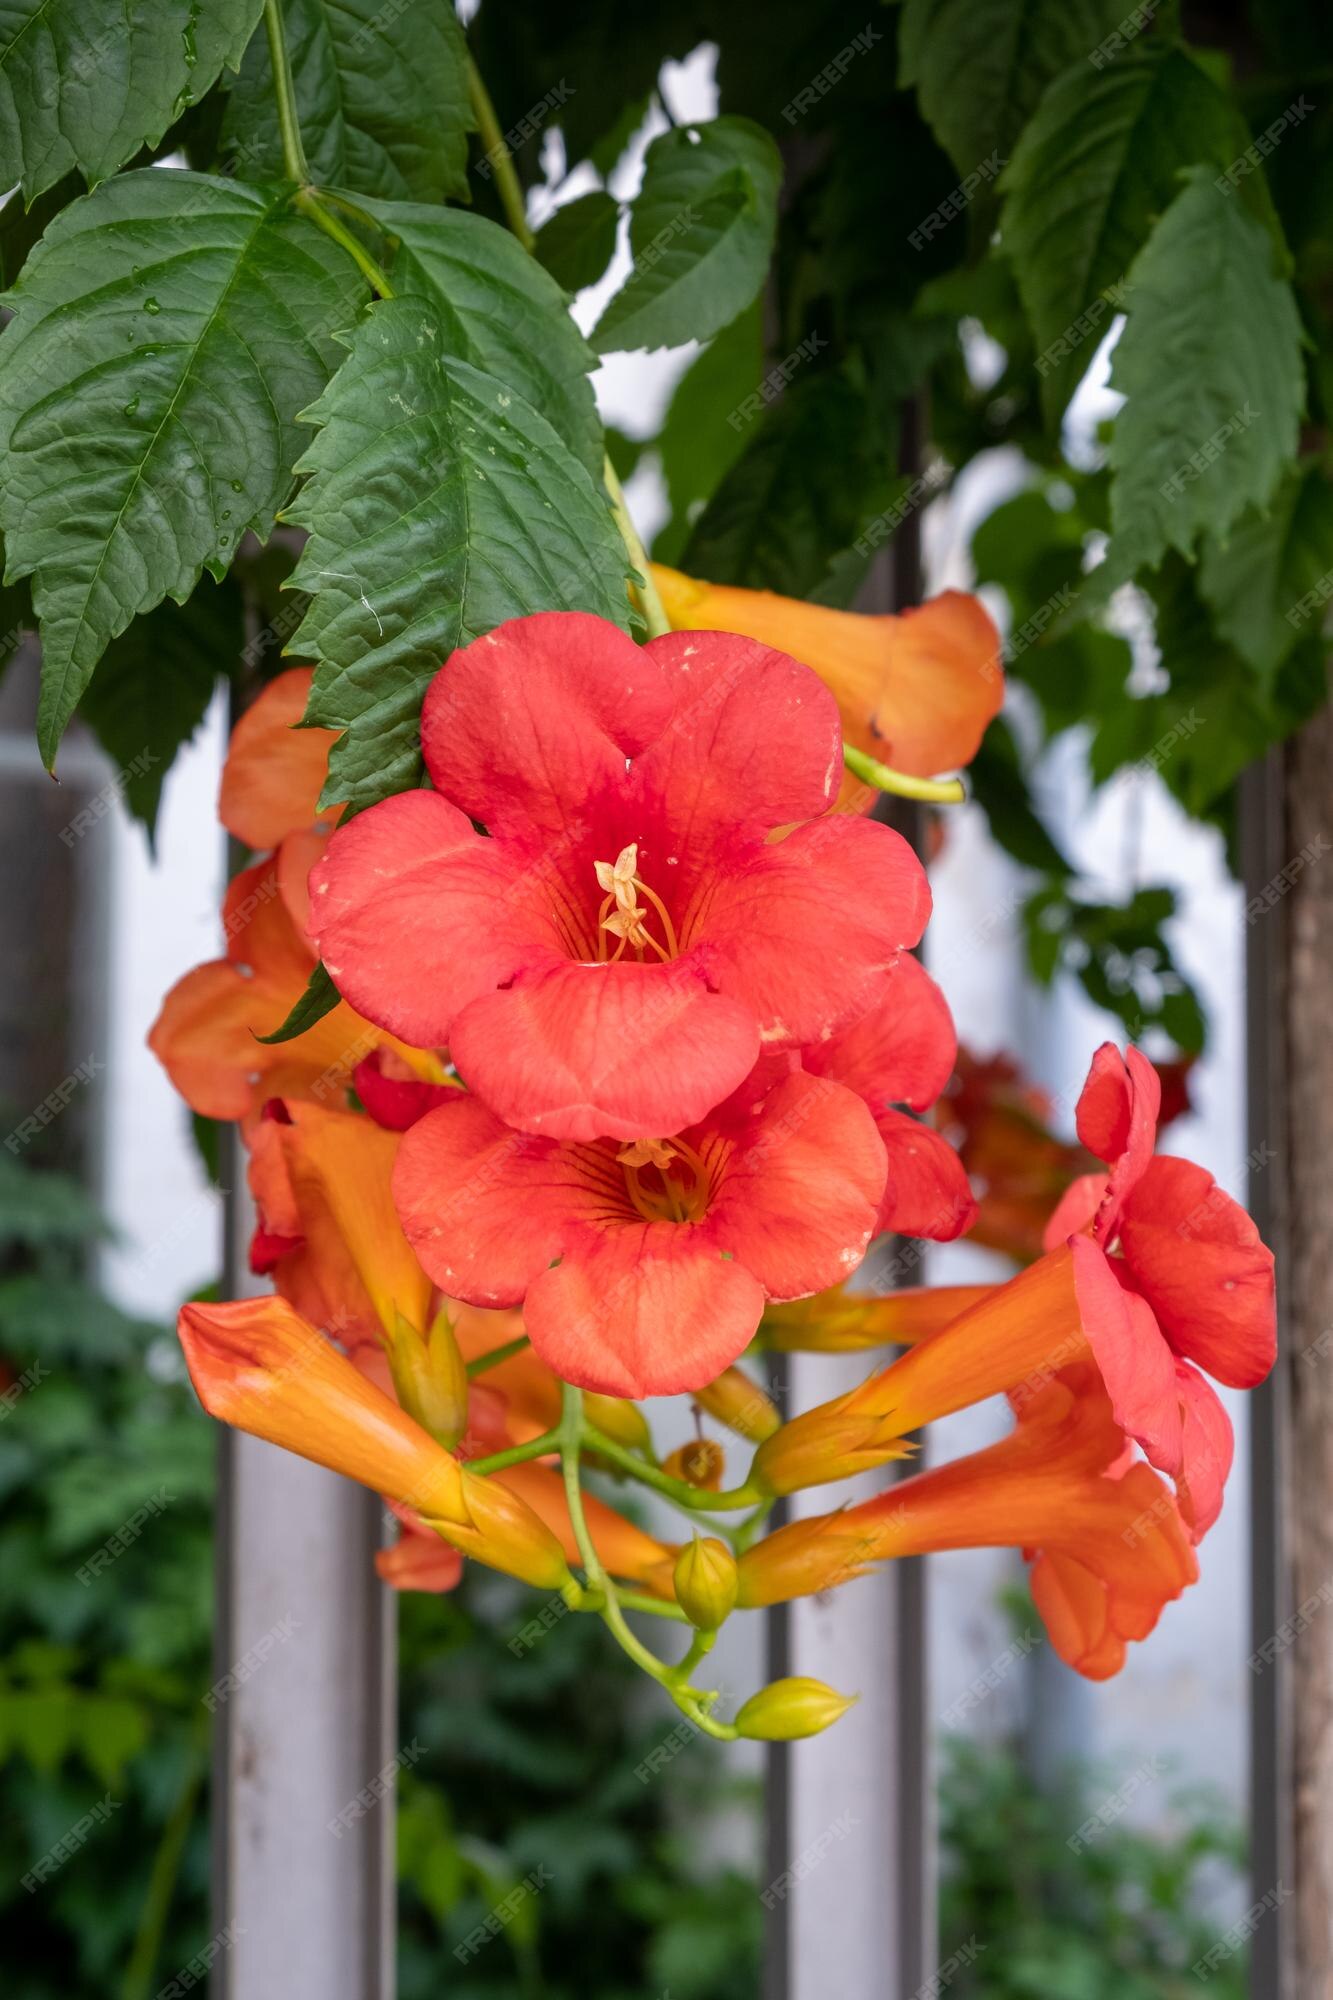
[733,1676,857,1741]
[673,1535,739,1630]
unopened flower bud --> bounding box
[733,1676,857,1741]
[386,1306,469,1450]
[584,1392,652,1451]
[663,1436,725,1490]
[695,1365,780,1442]
[674,1535,739,1630]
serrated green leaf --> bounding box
[681,368,896,599]
[0,0,264,199]
[0,170,367,768]
[287,296,633,813]
[356,195,603,476]
[1198,461,1333,682]
[898,0,1130,187]
[534,190,621,294]
[1107,166,1304,573]
[78,581,242,839]
[222,0,472,202]
[255,961,340,1044]
[592,117,780,355]
[1001,46,1249,424]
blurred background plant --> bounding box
[0,1153,761,2000]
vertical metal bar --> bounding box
[765,394,934,2000]
[1242,751,1293,1999]
[213,1146,397,2000]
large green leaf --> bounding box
[0,0,263,199]
[0,170,367,767]
[592,117,780,355]
[1198,462,1333,682]
[357,195,603,476]
[222,0,472,202]
[1107,167,1304,573]
[1001,46,1249,424]
[534,190,621,295]
[652,302,763,567]
[78,581,243,839]
[286,296,633,813]
[681,368,897,600]
[898,0,1129,186]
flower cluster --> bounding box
[151,578,1274,1738]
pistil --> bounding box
[593,843,680,963]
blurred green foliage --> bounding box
[0,1155,760,1999]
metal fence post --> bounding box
[211,1073,397,2000]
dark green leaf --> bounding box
[0,0,263,199]
[1198,461,1333,682]
[1107,166,1304,573]
[1002,46,1250,424]
[534,190,621,294]
[681,368,896,599]
[358,195,603,476]
[592,117,780,354]
[968,718,1074,875]
[0,170,366,768]
[78,581,243,839]
[287,296,633,812]
[652,301,763,567]
[255,961,340,1045]
[222,0,472,201]
[898,0,1130,189]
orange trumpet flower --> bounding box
[754,1249,1081,1494]
[650,564,1002,808]
[179,1296,573,1593]
[739,1364,1197,1680]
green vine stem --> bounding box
[844,743,967,804]
[262,0,310,184]
[121,1720,208,2000]
[464,1427,562,1477]
[603,456,673,638]
[467,57,537,253]
[465,1333,533,1379]
[581,1420,761,1515]
[561,1385,737,1738]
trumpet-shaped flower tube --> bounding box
[307,611,930,1142]
[178,1296,572,1591]
[218,665,342,851]
[740,1365,1197,1679]
[650,565,1003,808]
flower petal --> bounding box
[524,1222,765,1398]
[353,1051,460,1131]
[1069,1235,1183,1475]
[801,951,958,1112]
[1173,1360,1235,1542]
[630,629,843,861]
[705,1070,887,1297]
[1074,1042,1160,1237]
[650,568,1003,788]
[309,788,557,1050]
[420,611,675,849]
[219,666,342,849]
[874,1109,977,1241]
[1118,1155,1276,1389]
[393,1095,576,1306]
[448,956,760,1141]
[697,814,931,1046]
[1042,1172,1107,1253]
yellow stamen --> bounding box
[592,843,679,963]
